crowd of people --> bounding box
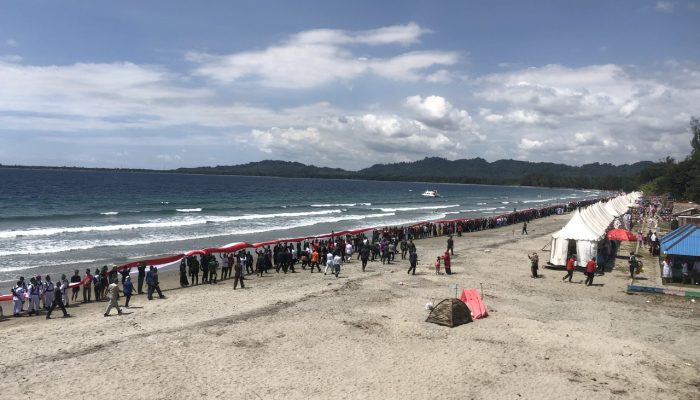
[1,198,604,321]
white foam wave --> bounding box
[476,202,487,205]
[311,203,357,207]
[501,201,509,204]
[176,208,202,213]
[0,209,343,239]
[0,212,395,256]
[372,204,460,212]
[100,212,119,216]
[522,198,556,204]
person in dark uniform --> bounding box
[137,262,146,294]
[120,266,131,285]
[179,259,189,287]
[447,235,454,256]
[408,251,418,275]
[146,266,165,300]
[46,275,70,319]
[189,256,199,285]
[360,244,370,272]
[522,221,528,235]
[70,270,81,303]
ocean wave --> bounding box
[476,202,487,205]
[521,198,556,204]
[372,204,460,213]
[501,201,509,204]
[0,212,396,256]
[176,208,202,213]
[0,258,104,273]
[310,203,357,207]
[100,211,119,216]
[0,209,344,239]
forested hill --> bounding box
[175,157,654,190]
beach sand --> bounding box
[0,213,698,399]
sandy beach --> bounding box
[0,213,698,399]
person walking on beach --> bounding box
[528,252,539,278]
[43,275,55,310]
[408,251,417,275]
[233,258,245,290]
[137,262,146,294]
[60,274,69,307]
[562,255,575,283]
[447,235,454,256]
[325,251,334,275]
[46,275,70,319]
[360,244,370,272]
[434,256,441,275]
[522,221,528,235]
[104,279,122,317]
[628,252,639,279]
[123,276,134,307]
[584,258,597,286]
[70,270,81,303]
[333,253,342,278]
[310,248,321,273]
[146,266,165,300]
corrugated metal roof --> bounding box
[660,225,700,257]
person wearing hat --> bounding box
[528,252,539,278]
[104,278,122,317]
[123,276,134,307]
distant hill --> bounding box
[174,157,655,190]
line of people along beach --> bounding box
[1,198,605,320]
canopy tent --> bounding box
[660,224,700,257]
[549,192,639,267]
[607,229,637,241]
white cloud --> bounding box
[188,23,458,88]
[476,63,699,164]
[5,38,19,47]
[655,1,674,13]
[404,95,476,132]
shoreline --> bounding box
[1,210,697,399]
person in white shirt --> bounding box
[333,254,342,278]
[324,252,334,275]
[662,257,672,284]
[104,280,122,317]
[27,277,41,316]
[11,281,25,317]
[345,243,353,262]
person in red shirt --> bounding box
[585,258,597,286]
[562,255,576,283]
[443,251,452,275]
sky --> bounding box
[0,0,698,170]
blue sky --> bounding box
[1,0,698,169]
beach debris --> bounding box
[425,302,434,310]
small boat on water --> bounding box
[421,190,440,198]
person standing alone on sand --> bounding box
[562,255,575,283]
[522,221,528,235]
[528,252,539,278]
[447,235,454,256]
[233,257,245,290]
[408,251,417,275]
[443,251,452,275]
[584,258,597,286]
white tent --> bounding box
[549,192,639,267]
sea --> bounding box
[0,168,605,287]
